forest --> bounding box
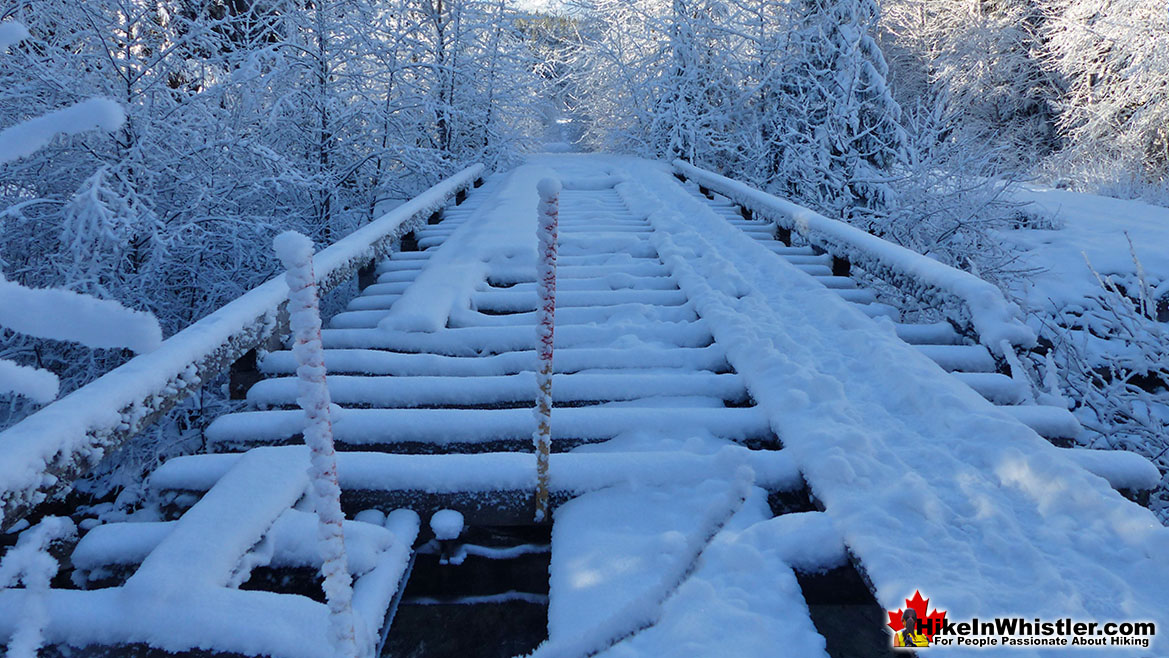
[1,0,1167,518]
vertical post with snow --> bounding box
[273,231,360,658]
[533,178,561,522]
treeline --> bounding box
[0,0,542,429]
[564,0,1169,220]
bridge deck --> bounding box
[2,155,1167,657]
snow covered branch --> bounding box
[0,98,124,166]
[0,276,161,354]
[0,21,29,51]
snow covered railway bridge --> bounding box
[1,154,1168,658]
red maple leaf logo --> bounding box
[887,590,947,642]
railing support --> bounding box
[273,231,359,658]
[400,232,419,252]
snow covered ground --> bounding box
[1003,185,1169,518]
[1005,185,1169,315]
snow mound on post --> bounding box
[0,277,160,353]
[272,231,314,268]
[0,98,125,165]
[429,510,464,541]
[537,177,562,199]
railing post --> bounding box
[533,177,561,523]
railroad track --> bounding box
[1,155,1166,658]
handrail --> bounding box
[0,164,485,531]
[672,160,1036,353]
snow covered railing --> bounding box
[0,164,485,532]
[672,160,1036,354]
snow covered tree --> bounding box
[779,0,909,231]
[648,0,739,164]
[0,20,161,404]
[1041,0,1169,197]
[879,0,1057,171]
[565,0,670,153]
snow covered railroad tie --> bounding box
[1,155,1168,657]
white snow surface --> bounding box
[71,511,393,578]
[0,98,125,165]
[0,447,419,658]
[150,446,801,497]
[546,480,744,644]
[598,496,840,658]
[535,476,752,658]
[1060,448,1163,493]
[1005,185,1169,312]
